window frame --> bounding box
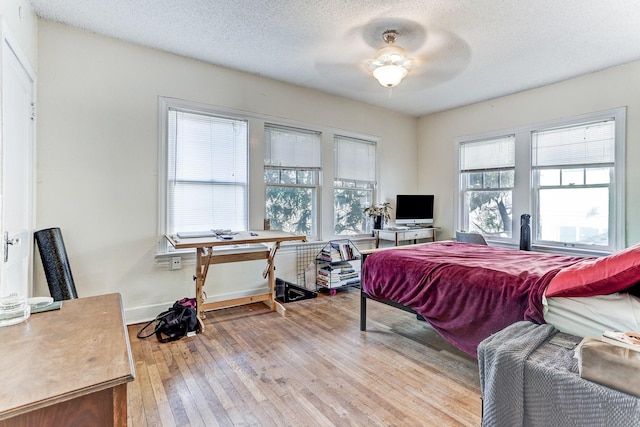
[333,135,378,236]
[264,123,322,240]
[158,97,250,253]
[458,134,516,241]
[456,107,626,255]
[531,114,623,253]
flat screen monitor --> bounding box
[395,195,434,226]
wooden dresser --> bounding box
[0,293,135,426]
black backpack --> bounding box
[137,298,201,343]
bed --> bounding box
[360,241,640,357]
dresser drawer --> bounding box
[402,228,433,240]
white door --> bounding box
[0,30,36,298]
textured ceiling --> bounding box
[29,0,640,117]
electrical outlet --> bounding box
[170,256,181,270]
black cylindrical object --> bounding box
[520,214,531,251]
[34,227,78,301]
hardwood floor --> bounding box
[127,289,481,427]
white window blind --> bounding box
[264,124,321,168]
[460,135,515,172]
[532,120,615,167]
[167,109,248,234]
[335,136,376,182]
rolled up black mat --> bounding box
[34,227,78,301]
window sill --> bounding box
[531,244,611,258]
[487,240,611,257]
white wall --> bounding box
[35,21,418,323]
[418,60,640,245]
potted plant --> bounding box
[364,202,392,231]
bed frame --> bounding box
[359,251,420,331]
[360,289,419,330]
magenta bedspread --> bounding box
[361,242,584,356]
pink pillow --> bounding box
[546,243,640,298]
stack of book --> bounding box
[317,262,360,288]
[318,241,357,262]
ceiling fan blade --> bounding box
[315,61,380,92]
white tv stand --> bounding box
[374,226,438,248]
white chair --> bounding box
[456,230,488,245]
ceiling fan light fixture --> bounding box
[370,30,412,88]
[374,45,409,64]
[373,64,408,88]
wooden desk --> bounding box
[166,231,306,322]
[0,293,135,427]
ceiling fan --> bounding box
[314,18,470,94]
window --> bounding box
[457,108,625,254]
[334,136,377,235]
[160,99,248,250]
[532,120,616,250]
[264,124,321,238]
[159,98,383,250]
[459,135,515,238]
